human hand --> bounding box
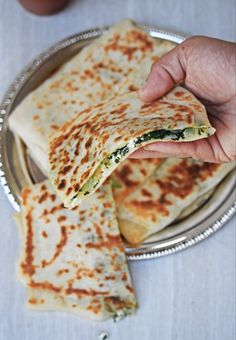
[131,36,236,163]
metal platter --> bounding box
[0,24,235,260]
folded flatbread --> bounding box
[176,188,214,220]
[49,86,215,208]
[117,158,235,244]
[16,180,137,320]
[9,19,176,174]
[111,158,162,205]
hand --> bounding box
[131,36,236,163]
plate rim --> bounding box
[0,23,235,261]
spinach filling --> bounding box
[134,128,185,145]
[107,145,130,164]
[107,129,185,164]
[75,127,206,199]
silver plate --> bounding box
[0,24,235,261]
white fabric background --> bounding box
[0,1,235,339]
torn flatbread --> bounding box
[49,87,215,208]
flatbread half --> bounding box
[49,86,215,208]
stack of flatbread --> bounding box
[9,19,235,321]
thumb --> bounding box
[139,42,186,102]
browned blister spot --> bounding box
[58,179,66,190]
[49,134,66,154]
[37,103,44,109]
[141,189,152,197]
[95,268,102,274]
[126,285,134,293]
[42,230,48,238]
[80,152,90,165]
[41,226,67,267]
[105,275,116,280]
[101,133,110,144]
[104,40,138,61]
[86,234,124,252]
[66,187,73,196]
[76,268,94,280]
[103,202,112,209]
[50,124,59,131]
[86,299,102,314]
[130,195,171,217]
[41,208,48,217]
[28,298,44,305]
[140,169,147,176]
[94,61,105,69]
[66,283,109,297]
[80,168,92,184]
[49,78,62,89]
[56,268,69,276]
[114,136,122,142]
[115,164,138,187]
[29,280,61,293]
[57,215,67,223]
[65,81,79,92]
[128,85,138,91]
[28,298,37,304]
[125,30,154,52]
[21,209,35,276]
[21,188,32,206]
[83,69,95,79]
[47,203,64,216]
[93,222,103,240]
[121,272,128,281]
[104,296,127,310]
[38,192,48,204]
[193,104,202,111]
[174,91,185,98]
[50,194,56,202]
[60,165,72,175]
[73,183,80,192]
